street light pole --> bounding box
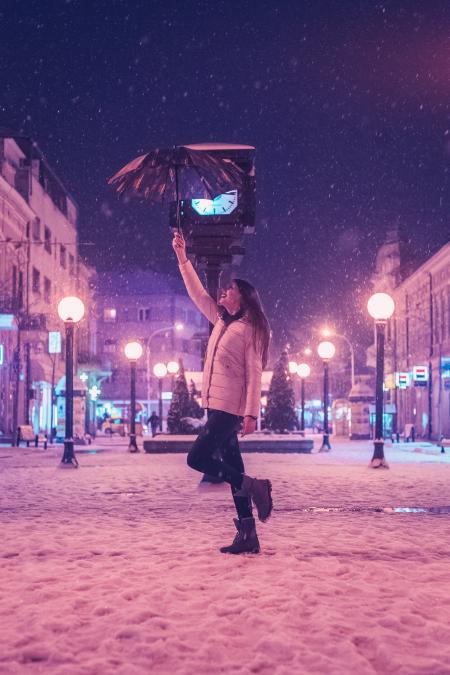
[129,359,138,451]
[124,341,143,453]
[296,363,311,435]
[321,328,355,390]
[158,377,163,431]
[317,341,335,452]
[58,296,85,468]
[145,324,184,419]
[367,292,395,469]
[63,320,75,463]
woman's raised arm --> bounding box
[172,231,218,324]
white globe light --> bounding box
[321,327,332,337]
[318,341,336,360]
[124,341,143,361]
[297,363,311,378]
[288,360,298,374]
[167,360,179,375]
[175,322,184,332]
[153,362,167,378]
[57,296,85,323]
[367,293,395,321]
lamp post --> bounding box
[367,292,395,469]
[153,362,168,431]
[57,296,85,468]
[145,323,183,419]
[151,360,179,433]
[297,363,311,434]
[317,340,335,452]
[124,341,143,452]
[321,327,355,390]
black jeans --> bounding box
[187,409,252,520]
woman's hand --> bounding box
[241,416,256,437]
[172,231,188,264]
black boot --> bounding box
[235,475,273,522]
[220,517,260,554]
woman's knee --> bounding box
[187,449,201,471]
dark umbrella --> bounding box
[108,143,249,230]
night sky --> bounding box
[1,0,449,360]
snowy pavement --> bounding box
[1,437,450,675]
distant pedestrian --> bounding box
[147,412,160,437]
[173,231,273,555]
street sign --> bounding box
[48,331,62,354]
[413,365,429,386]
[395,372,411,389]
[0,344,3,365]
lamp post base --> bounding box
[60,440,79,468]
[128,434,140,453]
[319,433,331,452]
[370,439,389,469]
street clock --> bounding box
[191,190,238,216]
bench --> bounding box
[17,425,47,449]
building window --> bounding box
[103,308,117,322]
[152,307,171,322]
[104,338,117,353]
[32,219,41,241]
[60,244,66,268]
[44,226,52,253]
[69,253,75,276]
[43,277,51,303]
[32,267,40,294]
[17,271,24,309]
[138,308,152,321]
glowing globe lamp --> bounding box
[367,293,395,321]
[297,363,311,379]
[124,341,143,361]
[318,341,336,361]
[58,296,85,323]
[153,362,168,378]
[288,360,298,374]
[167,361,180,375]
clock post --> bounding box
[169,143,256,482]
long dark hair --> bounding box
[234,278,271,368]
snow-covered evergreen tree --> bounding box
[265,351,298,432]
[167,360,190,434]
[187,379,204,419]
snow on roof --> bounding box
[183,143,255,151]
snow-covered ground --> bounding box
[1,437,449,675]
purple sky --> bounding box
[1,0,449,358]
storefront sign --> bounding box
[0,344,4,365]
[0,314,15,330]
[413,365,429,386]
[395,372,411,389]
[48,331,62,354]
[441,357,450,378]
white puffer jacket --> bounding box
[179,260,262,418]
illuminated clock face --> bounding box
[191,190,238,216]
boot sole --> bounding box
[220,548,260,554]
[256,480,273,523]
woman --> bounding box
[173,231,272,554]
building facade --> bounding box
[0,136,95,440]
[94,269,208,426]
[371,229,450,440]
